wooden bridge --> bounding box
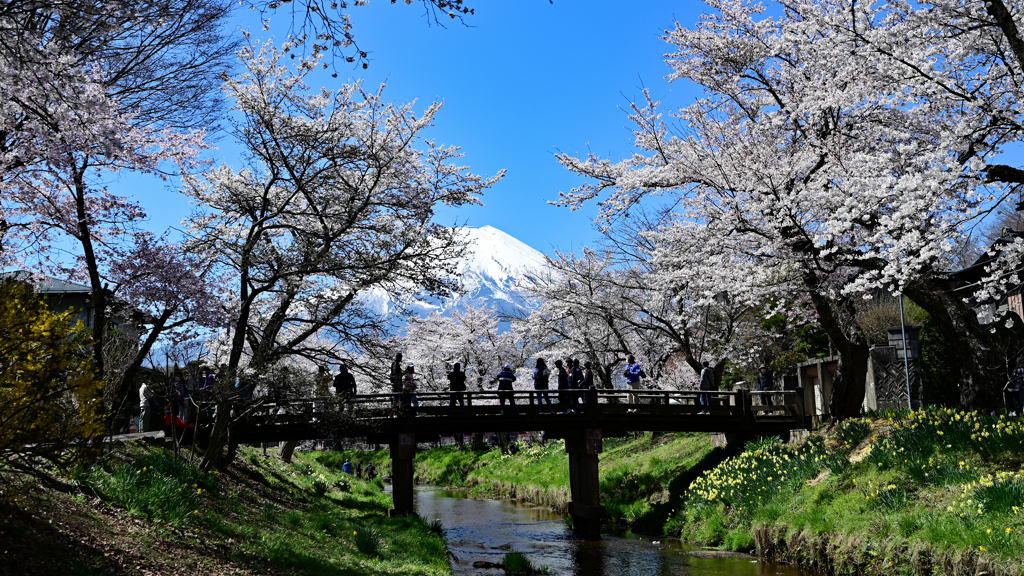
[233,388,806,539]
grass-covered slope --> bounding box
[1,444,451,576]
[675,409,1024,576]
[334,432,720,533]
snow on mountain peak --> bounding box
[361,225,549,319]
[452,225,547,313]
[459,226,547,283]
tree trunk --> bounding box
[905,284,1001,411]
[280,440,297,462]
[829,342,870,420]
[200,397,232,471]
[803,271,870,420]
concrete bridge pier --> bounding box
[565,428,606,540]
[389,433,416,517]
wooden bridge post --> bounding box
[388,433,416,517]
[564,428,605,540]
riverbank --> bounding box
[331,432,724,533]
[0,443,451,575]
[674,409,1024,576]
[334,408,1024,576]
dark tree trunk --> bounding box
[803,271,870,420]
[905,284,1001,411]
[280,440,297,462]
[829,341,870,421]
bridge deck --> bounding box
[233,389,804,444]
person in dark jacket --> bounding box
[495,364,517,407]
[448,363,467,407]
[334,363,356,396]
[699,360,714,411]
[555,359,570,406]
[569,359,584,405]
[582,361,596,404]
[389,353,404,407]
[533,358,552,407]
[757,364,775,406]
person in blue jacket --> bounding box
[343,459,353,474]
[624,355,645,406]
[494,364,517,407]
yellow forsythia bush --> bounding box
[0,278,105,475]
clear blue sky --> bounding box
[123,1,710,257]
[122,1,1022,257]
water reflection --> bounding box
[411,486,822,576]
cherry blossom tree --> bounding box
[556,0,1024,417]
[185,41,501,468]
[398,303,534,392]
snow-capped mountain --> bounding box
[362,225,548,318]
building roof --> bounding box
[0,271,91,294]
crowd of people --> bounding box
[134,353,781,437]
[383,352,656,413]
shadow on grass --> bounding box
[628,440,747,534]
[0,501,124,576]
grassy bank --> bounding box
[333,432,720,533]
[1,443,451,575]
[673,409,1024,576]
[331,409,1024,575]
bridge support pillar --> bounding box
[565,428,605,540]
[389,433,416,517]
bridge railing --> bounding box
[248,388,803,424]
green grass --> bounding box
[331,432,717,534]
[76,445,453,575]
[80,450,219,524]
[672,408,1024,575]
[502,551,547,575]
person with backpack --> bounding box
[448,363,467,407]
[494,364,517,409]
[533,358,552,408]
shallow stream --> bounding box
[409,485,825,576]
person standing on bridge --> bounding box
[448,363,467,407]
[554,359,569,407]
[757,364,775,407]
[390,353,404,409]
[334,363,357,411]
[569,359,584,405]
[402,363,420,408]
[624,355,645,406]
[495,364,517,410]
[699,361,715,412]
[582,361,596,404]
[533,358,552,408]
[139,381,155,433]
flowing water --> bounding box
[409,486,825,576]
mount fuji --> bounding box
[362,225,549,318]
